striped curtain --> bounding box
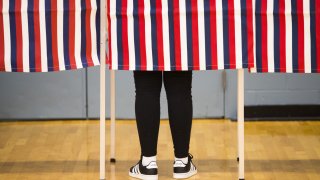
[0,0,100,73]
[253,0,320,73]
[107,0,255,71]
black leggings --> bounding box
[134,71,193,158]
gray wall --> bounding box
[0,70,87,120]
[225,71,320,119]
[1,68,320,120]
[87,68,225,119]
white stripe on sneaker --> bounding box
[137,165,140,174]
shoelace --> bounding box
[188,153,193,160]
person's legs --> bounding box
[134,71,162,157]
[163,71,193,158]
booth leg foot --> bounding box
[237,157,239,162]
[110,158,116,163]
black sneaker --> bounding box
[173,154,197,179]
[129,159,158,180]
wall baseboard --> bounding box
[243,105,320,121]
[1,105,320,122]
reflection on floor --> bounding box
[0,119,319,180]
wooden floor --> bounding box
[0,119,319,180]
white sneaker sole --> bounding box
[129,172,158,180]
[173,170,197,179]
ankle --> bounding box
[174,156,188,164]
[142,155,157,166]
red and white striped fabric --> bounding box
[253,0,320,73]
[107,0,255,71]
[0,0,100,73]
